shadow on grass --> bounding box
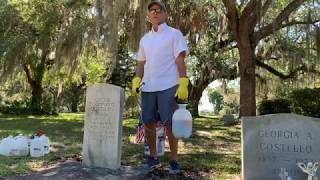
[142,151,241,179]
[121,148,241,179]
[180,152,241,173]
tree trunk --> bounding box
[189,83,208,117]
[30,81,43,113]
[23,50,48,114]
[223,0,258,117]
[71,92,80,113]
[238,38,256,116]
[189,93,200,117]
[70,80,86,113]
[70,85,82,112]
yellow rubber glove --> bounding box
[132,76,142,96]
[175,77,189,101]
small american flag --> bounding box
[135,120,167,144]
[135,123,144,144]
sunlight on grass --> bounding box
[27,160,45,171]
[0,114,241,179]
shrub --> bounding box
[289,88,320,118]
[0,100,30,115]
[222,101,240,115]
[208,91,224,115]
[257,99,291,115]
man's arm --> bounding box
[175,51,187,77]
[135,60,145,78]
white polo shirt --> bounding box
[137,23,189,92]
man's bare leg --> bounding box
[166,122,178,160]
[144,121,157,158]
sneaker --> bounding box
[169,160,181,174]
[143,156,161,171]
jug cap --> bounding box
[178,103,187,106]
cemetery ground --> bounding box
[0,113,241,180]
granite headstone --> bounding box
[242,114,320,180]
[83,84,124,170]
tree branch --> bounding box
[214,38,235,50]
[279,19,320,29]
[240,0,257,33]
[223,0,239,40]
[261,0,273,19]
[256,58,320,80]
[256,59,288,79]
[250,0,272,30]
[23,64,35,86]
[254,0,306,42]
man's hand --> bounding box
[175,77,189,101]
[132,76,142,96]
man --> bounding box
[131,0,189,174]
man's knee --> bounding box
[144,121,157,131]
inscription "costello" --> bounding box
[259,143,312,153]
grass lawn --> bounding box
[0,113,241,179]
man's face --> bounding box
[148,4,167,25]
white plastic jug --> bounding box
[10,135,29,156]
[39,135,50,154]
[172,104,192,138]
[0,136,14,156]
[144,127,165,156]
[30,136,44,157]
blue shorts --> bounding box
[141,85,178,125]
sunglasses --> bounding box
[148,8,163,14]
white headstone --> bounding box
[83,84,124,170]
[242,114,320,180]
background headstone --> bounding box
[242,114,320,180]
[221,114,235,126]
[83,83,124,170]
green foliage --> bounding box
[0,0,95,114]
[274,83,290,99]
[257,99,291,115]
[0,100,30,115]
[1,0,319,117]
[58,82,85,112]
[0,78,32,114]
[0,0,61,113]
[258,88,320,118]
[43,53,105,113]
[0,96,58,115]
[222,101,240,115]
[124,94,140,118]
[208,91,224,114]
[254,0,320,104]
[64,0,90,8]
[86,60,106,85]
[289,88,320,118]
[41,89,59,115]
